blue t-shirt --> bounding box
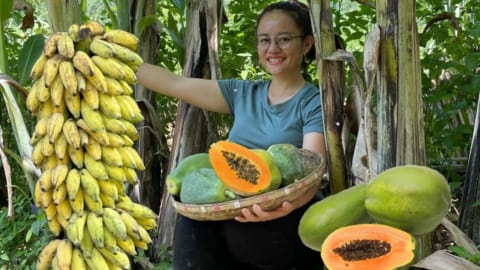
[218,79,324,149]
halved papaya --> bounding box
[321,223,416,270]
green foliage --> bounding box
[0,193,52,269]
[447,245,480,265]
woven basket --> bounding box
[171,149,327,221]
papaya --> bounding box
[179,168,237,204]
[267,143,303,186]
[251,149,282,191]
[364,165,451,235]
[166,153,212,196]
[298,183,370,252]
[208,140,274,196]
[321,223,416,270]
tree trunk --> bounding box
[376,0,429,258]
[45,0,81,32]
[309,0,348,193]
[152,0,224,260]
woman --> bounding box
[136,1,326,269]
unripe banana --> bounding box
[90,37,116,57]
[59,60,78,95]
[98,91,122,119]
[57,34,76,59]
[47,112,65,144]
[91,55,126,80]
[103,207,128,241]
[84,152,109,180]
[80,99,106,133]
[84,191,104,215]
[44,54,63,87]
[80,224,94,258]
[102,226,117,254]
[99,192,116,208]
[30,53,47,80]
[98,246,131,270]
[80,168,100,202]
[69,186,84,215]
[87,212,105,248]
[36,239,61,270]
[118,208,142,240]
[116,201,157,220]
[103,29,139,51]
[68,24,80,42]
[63,118,82,149]
[67,211,87,246]
[84,247,110,270]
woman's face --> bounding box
[256,10,310,77]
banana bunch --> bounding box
[28,21,157,270]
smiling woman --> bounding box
[135,1,326,269]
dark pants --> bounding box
[172,202,323,270]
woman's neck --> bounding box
[268,75,306,105]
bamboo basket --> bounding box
[171,149,327,221]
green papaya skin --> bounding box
[364,165,451,236]
[179,168,236,204]
[251,149,282,191]
[166,153,212,196]
[298,183,370,252]
[267,143,303,186]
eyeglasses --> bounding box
[256,35,304,50]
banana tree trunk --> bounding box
[309,0,348,193]
[152,0,224,259]
[376,0,428,259]
[45,0,81,32]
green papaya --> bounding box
[251,149,282,191]
[179,168,236,204]
[364,165,451,235]
[267,143,303,186]
[166,153,212,196]
[298,183,370,252]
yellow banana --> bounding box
[44,54,63,87]
[122,146,145,170]
[68,24,80,42]
[85,138,102,160]
[47,216,62,236]
[109,57,137,83]
[41,134,55,157]
[80,225,94,258]
[47,112,65,144]
[89,131,110,146]
[67,211,87,246]
[115,236,137,256]
[132,238,149,250]
[81,80,100,110]
[62,118,81,149]
[59,60,78,95]
[43,201,57,221]
[84,247,110,270]
[119,119,139,141]
[102,226,117,254]
[32,140,45,167]
[41,153,60,171]
[49,74,64,107]
[106,132,126,148]
[57,34,76,59]
[52,164,69,188]
[90,37,116,57]
[98,91,122,119]
[135,217,157,231]
[69,186,84,215]
[80,168,100,202]
[34,74,50,102]
[43,32,62,57]
[84,152,109,180]
[38,168,53,192]
[30,117,50,144]
[104,76,124,96]
[81,99,106,133]
[103,116,127,135]
[71,247,87,270]
[121,134,134,147]
[117,147,136,169]
[97,179,118,200]
[54,133,68,160]
[73,51,108,93]
[107,41,143,68]
[103,29,139,51]
[81,21,106,36]
[116,201,157,220]
[56,198,73,221]
[56,239,73,269]
[99,192,116,208]
[53,182,67,204]
[67,143,84,168]
[34,180,43,208]
[101,146,123,167]
[66,168,81,200]
[64,85,81,119]
[57,212,70,231]
[79,129,89,147]
[30,53,47,80]
[87,212,105,248]
[53,98,67,115]
[37,99,55,120]
[76,70,86,92]
[40,188,53,209]
[26,84,41,115]
[105,164,127,183]
[118,208,142,240]
[87,63,109,93]
[98,246,131,270]
[84,191,104,215]
[102,207,128,241]
[91,55,126,80]
[36,239,61,270]
[123,167,139,185]
[115,95,144,122]
[118,79,133,95]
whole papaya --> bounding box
[364,165,451,235]
[166,153,212,196]
[298,183,370,251]
[179,168,236,204]
[267,143,303,186]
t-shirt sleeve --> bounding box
[302,90,324,134]
[217,79,240,115]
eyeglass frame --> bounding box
[255,34,306,50]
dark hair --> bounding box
[256,1,316,61]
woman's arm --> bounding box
[136,63,230,113]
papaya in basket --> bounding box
[166,153,212,196]
[179,168,236,204]
[267,143,304,186]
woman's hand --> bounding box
[234,201,295,222]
